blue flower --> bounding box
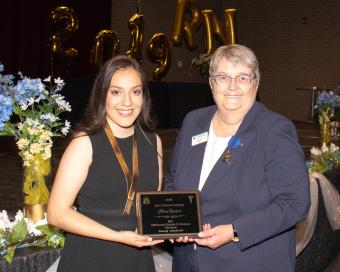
[315,90,340,124]
[0,93,14,131]
[13,77,46,105]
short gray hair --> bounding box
[209,44,260,81]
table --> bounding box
[0,247,62,272]
[295,168,340,272]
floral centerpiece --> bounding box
[0,210,64,263]
[306,143,340,174]
[315,90,340,125]
[314,90,340,145]
[191,53,212,76]
[0,63,71,220]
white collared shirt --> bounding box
[198,123,230,191]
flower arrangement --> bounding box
[0,63,72,210]
[0,63,71,167]
[191,53,212,76]
[306,143,340,174]
[314,90,340,125]
[0,210,64,263]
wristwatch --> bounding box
[232,227,240,242]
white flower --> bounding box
[40,113,58,123]
[26,118,41,128]
[27,97,35,106]
[54,95,72,112]
[14,210,24,223]
[61,120,71,135]
[330,143,339,152]
[43,76,51,82]
[20,103,28,111]
[310,146,321,156]
[0,210,11,229]
[54,77,64,85]
[321,144,329,153]
[26,216,47,236]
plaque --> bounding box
[136,190,202,239]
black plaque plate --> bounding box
[136,190,202,239]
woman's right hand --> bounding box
[118,231,164,248]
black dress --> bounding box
[57,127,159,272]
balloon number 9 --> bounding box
[147,33,171,80]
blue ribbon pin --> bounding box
[223,136,241,164]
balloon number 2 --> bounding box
[49,6,79,62]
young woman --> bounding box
[48,55,163,271]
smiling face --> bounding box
[105,67,143,137]
[210,57,258,118]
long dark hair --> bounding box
[73,55,153,137]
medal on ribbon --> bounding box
[223,136,241,164]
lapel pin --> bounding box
[223,136,241,165]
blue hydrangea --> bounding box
[0,74,15,91]
[316,91,340,109]
[0,93,14,131]
[13,77,46,105]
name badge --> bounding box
[192,132,208,146]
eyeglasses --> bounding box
[210,74,257,86]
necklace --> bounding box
[104,125,139,215]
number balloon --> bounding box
[172,0,201,50]
[147,33,171,80]
[91,30,120,70]
[49,6,79,61]
[126,13,144,64]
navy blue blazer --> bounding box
[165,102,311,272]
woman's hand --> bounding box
[194,224,233,249]
[118,231,164,248]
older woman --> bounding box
[165,44,310,272]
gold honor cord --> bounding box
[104,125,139,215]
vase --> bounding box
[320,122,331,146]
[23,154,51,221]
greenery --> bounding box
[306,144,340,174]
[191,53,212,76]
[0,210,64,263]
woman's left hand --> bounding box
[194,224,234,249]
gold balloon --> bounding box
[172,0,201,50]
[126,13,144,64]
[91,30,120,70]
[224,9,237,44]
[49,6,79,60]
[147,33,171,80]
[202,10,227,55]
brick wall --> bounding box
[111,0,340,121]
[224,0,340,121]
